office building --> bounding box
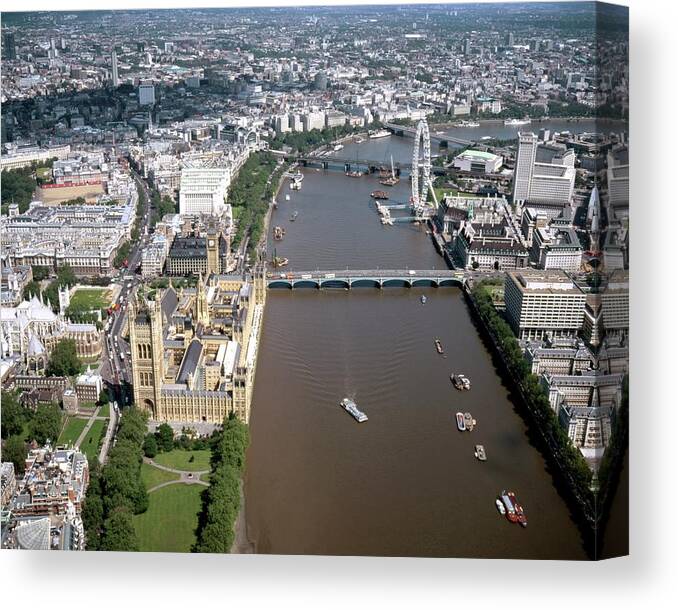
[607,146,629,207]
[178,167,230,216]
[111,49,119,87]
[504,270,587,340]
[138,82,156,106]
[3,32,17,60]
[513,133,575,205]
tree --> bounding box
[1,391,26,439]
[56,264,76,288]
[98,388,110,406]
[99,510,140,552]
[22,280,42,301]
[31,266,50,281]
[28,403,63,445]
[156,423,175,453]
[1,436,27,476]
[45,338,81,377]
[142,434,158,458]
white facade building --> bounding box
[513,132,575,205]
[453,149,503,173]
[505,270,587,340]
[179,167,230,216]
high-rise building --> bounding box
[4,32,17,61]
[463,38,471,55]
[513,132,538,202]
[138,82,156,106]
[513,133,575,206]
[110,49,119,87]
[314,71,328,91]
[505,32,514,47]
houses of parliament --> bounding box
[129,266,266,424]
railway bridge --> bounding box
[383,122,476,147]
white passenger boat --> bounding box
[341,398,368,423]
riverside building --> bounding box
[504,269,586,341]
[178,166,230,216]
[129,268,266,424]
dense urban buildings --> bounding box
[1,3,628,560]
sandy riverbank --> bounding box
[230,479,254,553]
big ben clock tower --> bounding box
[206,226,219,275]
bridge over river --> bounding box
[267,269,469,289]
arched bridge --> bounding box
[267,269,468,289]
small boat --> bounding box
[463,413,474,431]
[290,211,299,221]
[500,491,519,523]
[451,373,471,391]
[371,190,389,200]
[379,155,400,186]
[474,445,487,461]
[504,118,532,126]
[273,226,285,240]
[369,129,390,139]
[272,200,278,209]
[341,397,368,423]
[434,338,444,354]
[333,144,344,151]
[500,491,526,526]
[456,412,465,432]
[285,194,291,201]
[272,256,289,268]
[345,170,364,178]
[420,295,427,304]
[495,498,506,515]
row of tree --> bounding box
[193,413,249,553]
[268,122,365,154]
[82,408,149,551]
[470,282,595,508]
[229,151,280,255]
[142,422,209,458]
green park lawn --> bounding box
[80,419,107,463]
[57,417,89,446]
[152,449,211,472]
[36,167,52,180]
[69,287,111,310]
[141,462,180,490]
[97,402,110,418]
[133,484,203,553]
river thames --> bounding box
[243,120,624,558]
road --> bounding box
[100,167,153,406]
